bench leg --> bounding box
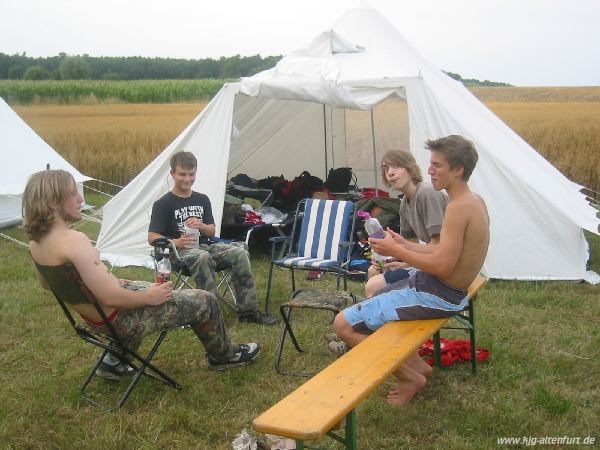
[344,410,358,450]
[324,410,357,450]
[469,298,477,374]
[433,331,442,369]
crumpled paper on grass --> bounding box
[260,434,296,450]
[232,428,257,450]
[232,428,296,450]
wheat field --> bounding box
[12,87,600,195]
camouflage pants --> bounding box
[179,242,258,314]
[96,281,237,363]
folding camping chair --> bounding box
[35,261,181,411]
[264,198,357,313]
[151,238,237,312]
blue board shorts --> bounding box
[343,270,468,334]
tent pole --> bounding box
[323,104,329,180]
[370,109,378,197]
[330,106,335,169]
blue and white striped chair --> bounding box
[264,198,356,313]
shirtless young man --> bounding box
[332,135,490,405]
[25,170,260,376]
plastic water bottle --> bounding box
[359,211,387,269]
[183,225,200,249]
[156,249,171,284]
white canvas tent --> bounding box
[0,98,91,228]
[97,5,599,280]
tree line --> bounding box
[0,52,509,87]
[444,71,510,87]
[0,53,282,80]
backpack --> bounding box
[230,173,257,188]
[290,171,324,205]
[324,167,354,192]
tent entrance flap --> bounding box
[227,92,409,190]
[228,96,346,181]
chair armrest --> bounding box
[151,237,172,248]
[269,235,292,260]
[269,235,291,243]
[151,237,183,262]
[338,241,354,264]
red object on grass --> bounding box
[418,338,490,367]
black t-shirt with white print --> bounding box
[149,191,214,245]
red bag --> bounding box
[360,188,389,198]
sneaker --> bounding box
[327,340,349,357]
[323,332,341,343]
[239,310,279,326]
[208,343,261,371]
[95,359,135,381]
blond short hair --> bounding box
[22,170,75,241]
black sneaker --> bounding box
[207,343,261,371]
[239,310,279,326]
[95,359,135,380]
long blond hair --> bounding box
[22,170,75,241]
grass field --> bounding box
[1,87,599,449]
[1,206,598,449]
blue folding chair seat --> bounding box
[277,257,340,269]
[264,198,356,313]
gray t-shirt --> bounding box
[399,182,448,243]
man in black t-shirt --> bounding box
[148,151,278,326]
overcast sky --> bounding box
[1,0,599,86]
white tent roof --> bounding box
[0,98,91,227]
[97,5,599,280]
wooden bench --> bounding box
[253,276,487,450]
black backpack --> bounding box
[324,167,354,192]
[230,173,257,188]
[290,171,324,204]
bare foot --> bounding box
[386,373,427,406]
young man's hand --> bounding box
[369,231,399,258]
[185,216,214,237]
[381,260,409,271]
[145,282,173,305]
[184,217,203,229]
[176,233,198,249]
[386,228,408,246]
